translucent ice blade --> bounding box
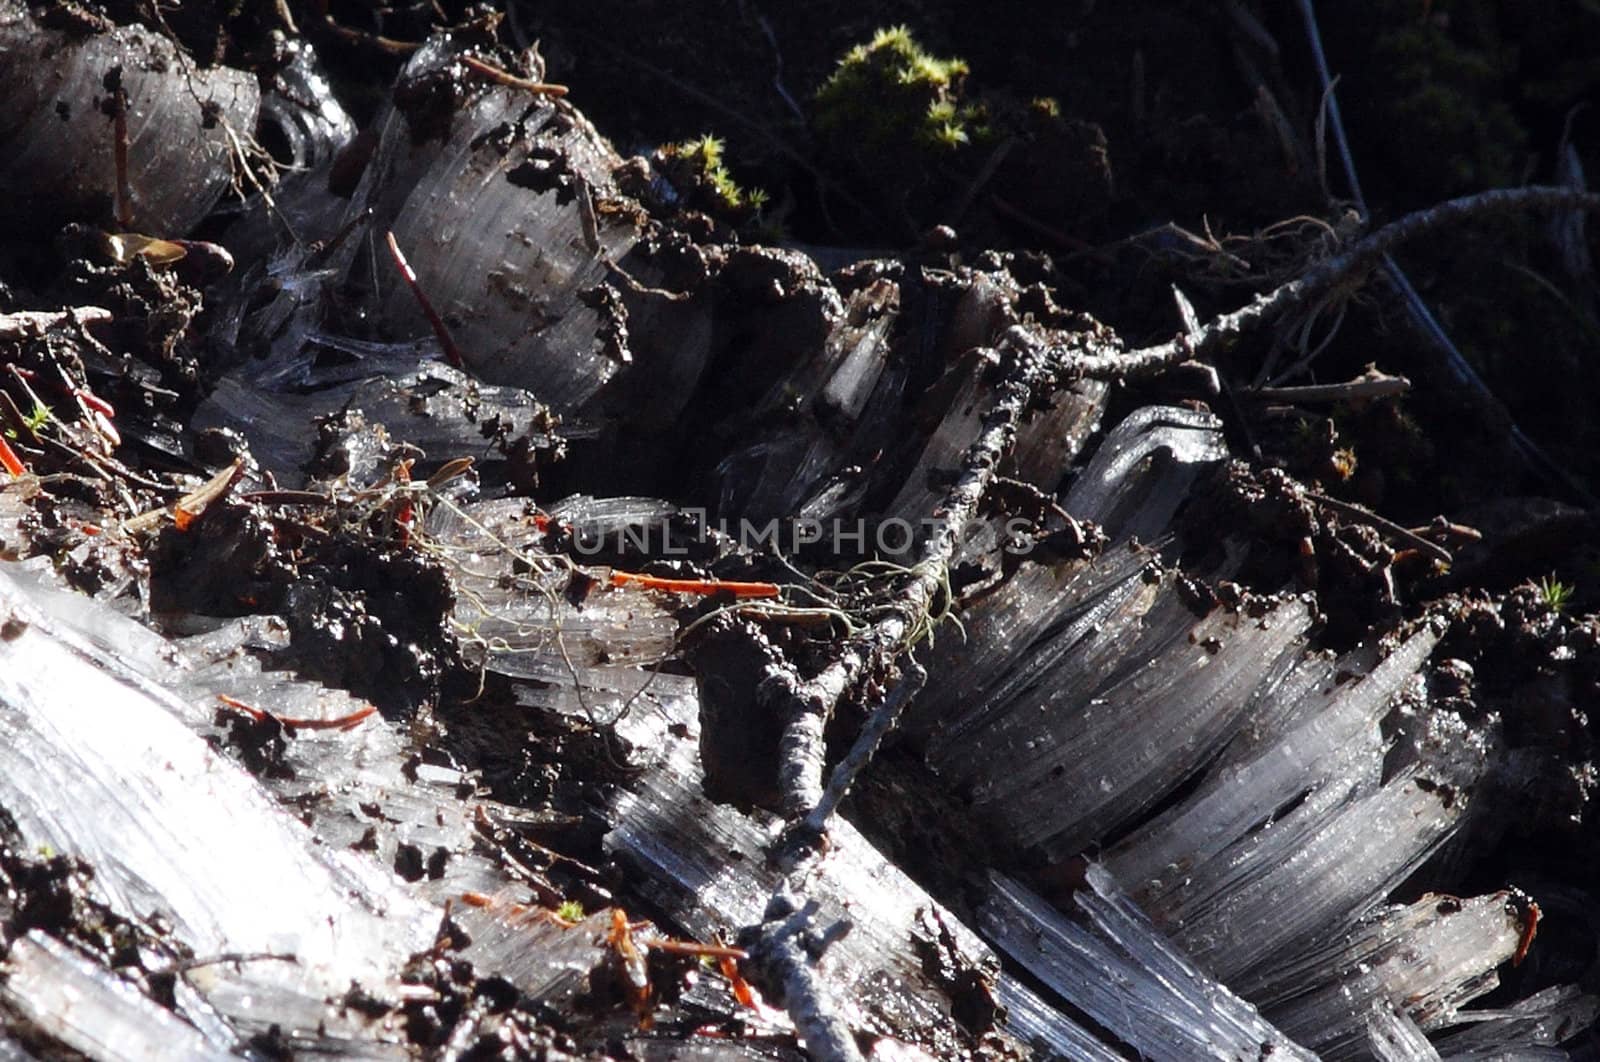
[979,868,1317,1061]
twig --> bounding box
[602,253,694,302]
[122,458,244,534]
[768,327,1071,819]
[460,55,569,98]
[1083,186,1600,382]
[315,0,419,54]
[745,890,863,1062]
[0,308,113,340]
[1305,489,1452,566]
[156,951,296,974]
[801,660,926,836]
[1245,369,1409,404]
[1296,0,1363,208]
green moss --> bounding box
[654,134,769,224]
[1362,4,1525,196]
[812,26,985,161]
[1029,96,1062,121]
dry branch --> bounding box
[746,891,864,1062]
[1081,186,1600,381]
[767,325,1089,822]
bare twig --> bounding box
[1082,186,1600,382]
[1246,369,1410,404]
[801,660,926,836]
[315,0,419,54]
[768,326,1077,819]
[745,890,863,1062]
[460,55,568,97]
[156,951,296,974]
[1305,490,1452,566]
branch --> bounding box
[1075,186,1600,381]
[1245,370,1409,404]
[801,660,926,837]
[744,891,864,1062]
[769,327,1072,820]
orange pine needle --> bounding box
[719,955,756,1009]
[1513,898,1541,966]
[217,693,377,731]
[75,388,116,419]
[608,571,780,599]
[0,434,26,477]
[173,458,245,532]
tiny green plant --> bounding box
[655,135,768,223]
[5,401,50,441]
[1538,573,1575,613]
[23,401,50,434]
[555,899,585,923]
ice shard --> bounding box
[980,867,1317,1060]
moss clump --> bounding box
[1027,96,1061,122]
[812,26,985,162]
[653,134,769,225]
[1351,0,1525,198]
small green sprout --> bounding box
[1538,573,1575,613]
[555,899,585,923]
[655,135,769,223]
[6,401,50,441]
[23,402,50,433]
